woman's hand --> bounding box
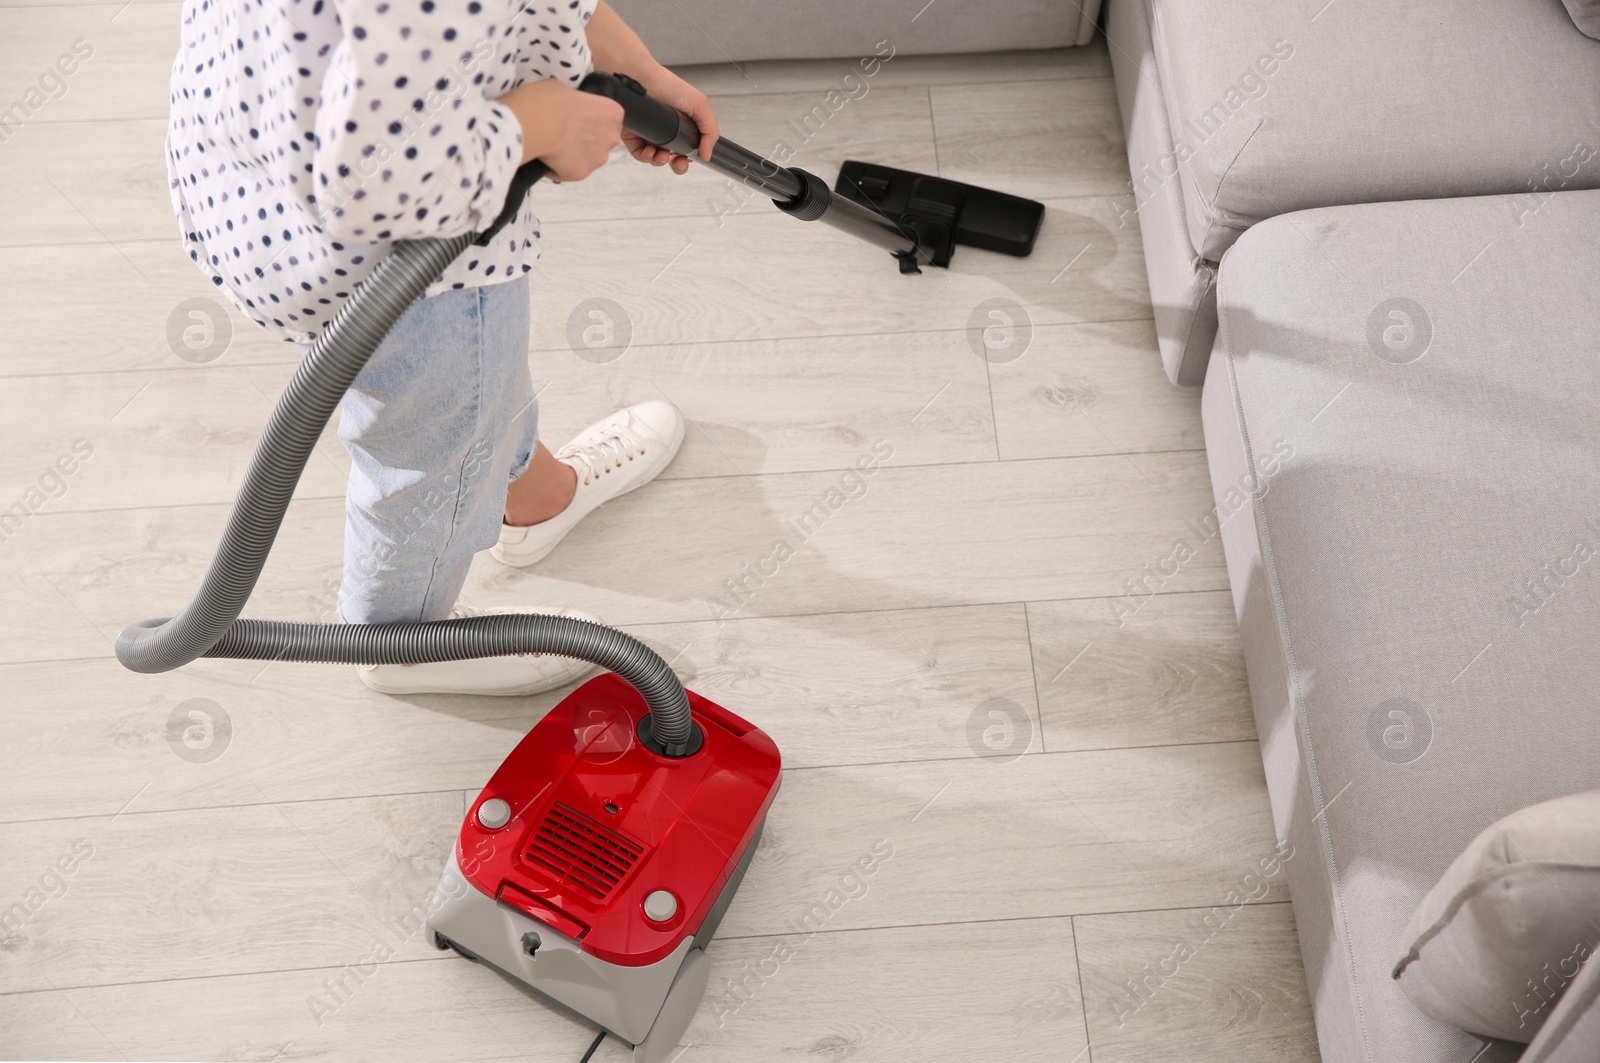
[625,63,720,174]
[584,1,719,174]
[497,79,624,181]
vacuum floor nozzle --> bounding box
[833,159,1046,267]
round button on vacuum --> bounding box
[643,890,678,922]
[477,798,511,830]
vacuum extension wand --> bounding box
[579,72,938,272]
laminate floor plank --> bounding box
[0,118,171,247]
[1028,590,1258,753]
[0,241,303,378]
[0,4,176,125]
[1074,902,1321,1063]
[678,42,1112,96]
[2,451,1226,665]
[0,918,1089,1063]
[0,792,464,993]
[529,327,998,481]
[671,917,1090,1062]
[468,450,1228,623]
[0,960,601,1063]
[716,741,1287,939]
[930,77,1130,201]
[0,745,1281,993]
[0,364,347,515]
[0,604,1040,823]
[527,192,1150,352]
[989,317,1205,461]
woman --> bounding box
[166,0,717,695]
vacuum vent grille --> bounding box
[525,803,643,901]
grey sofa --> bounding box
[1205,188,1600,1063]
[1104,0,1600,1059]
[610,0,1101,66]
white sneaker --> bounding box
[356,605,602,696]
[492,399,686,568]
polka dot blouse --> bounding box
[167,0,597,345]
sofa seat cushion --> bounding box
[1147,0,1600,260]
[1201,188,1600,1062]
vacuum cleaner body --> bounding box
[429,673,781,1055]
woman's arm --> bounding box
[583,1,657,81]
[584,1,720,173]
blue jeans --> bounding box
[314,275,536,624]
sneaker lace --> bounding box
[558,420,648,485]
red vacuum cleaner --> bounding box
[429,673,778,1060]
[119,71,1041,1061]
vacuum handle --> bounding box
[475,71,690,247]
[579,70,701,157]
[582,70,807,202]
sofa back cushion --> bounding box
[1391,789,1600,1042]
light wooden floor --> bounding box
[0,10,1320,1062]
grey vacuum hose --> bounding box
[116,233,698,756]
